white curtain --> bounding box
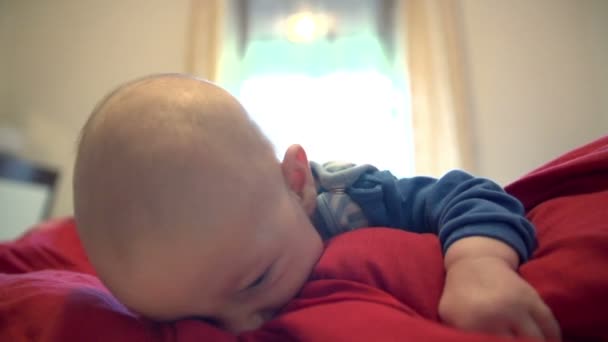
[185,0,223,81]
[402,0,475,176]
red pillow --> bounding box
[506,135,608,341]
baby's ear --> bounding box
[281,144,317,216]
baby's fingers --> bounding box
[531,301,562,341]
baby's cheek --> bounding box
[288,241,323,303]
[267,266,308,315]
[109,268,199,322]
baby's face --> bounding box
[212,211,321,331]
[177,192,323,333]
[199,195,323,332]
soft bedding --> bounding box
[1,136,607,342]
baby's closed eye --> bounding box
[245,266,272,291]
[248,271,268,289]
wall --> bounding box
[0,0,11,124]
[459,0,608,184]
[588,0,608,129]
[1,1,27,160]
[1,0,193,217]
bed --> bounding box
[1,135,607,342]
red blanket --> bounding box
[1,136,608,342]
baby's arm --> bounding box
[314,165,559,340]
[349,169,537,262]
[360,170,560,340]
[312,164,536,261]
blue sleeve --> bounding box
[347,169,537,263]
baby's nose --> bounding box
[224,310,274,333]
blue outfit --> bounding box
[310,161,536,263]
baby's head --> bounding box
[74,74,323,333]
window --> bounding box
[223,0,413,176]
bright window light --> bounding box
[239,71,413,177]
[233,33,414,177]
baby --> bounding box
[73,74,560,339]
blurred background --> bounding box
[0,0,607,239]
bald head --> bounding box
[78,74,271,158]
[73,74,285,315]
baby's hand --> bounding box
[439,256,561,341]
